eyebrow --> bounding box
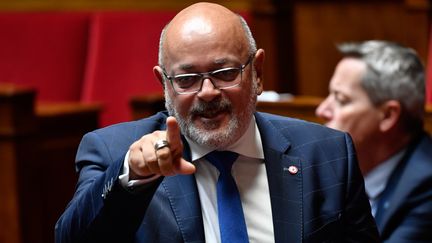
[177,58,233,71]
[214,58,229,65]
[178,63,194,71]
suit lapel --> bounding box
[378,135,429,236]
[265,149,303,242]
[377,160,408,234]
[161,137,205,243]
[256,113,303,242]
[162,175,204,243]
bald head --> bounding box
[157,2,256,67]
[173,2,238,29]
[167,3,241,51]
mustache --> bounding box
[190,98,232,116]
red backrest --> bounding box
[81,11,174,126]
[0,12,89,102]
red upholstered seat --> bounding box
[81,11,174,126]
[0,12,89,102]
[0,11,173,126]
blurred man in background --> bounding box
[316,40,432,242]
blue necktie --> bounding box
[205,151,249,243]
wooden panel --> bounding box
[0,85,33,243]
[0,140,23,243]
[425,105,432,134]
[130,93,166,120]
[0,84,100,243]
[249,0,430,95]
[256,96,324,124]
[293,1,430,96]
[251,0,296,92]
[251,8,280,92]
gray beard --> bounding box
[164,80,257,149]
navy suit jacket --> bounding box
[55,111,379,242]
[375,133,432,242]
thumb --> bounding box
[175,158,196,175]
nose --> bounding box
[315,97,333,122]
[196,78,221,102]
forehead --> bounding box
[330,58,367,92]
[163,15,248,68]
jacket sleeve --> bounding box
[383,197,432,243]
[54,131,162,243]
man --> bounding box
[56,3,378,242]
[316,40,432,242]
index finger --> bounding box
[166,116,182,154]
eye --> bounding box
[334,92,349,106]
[173,74,200,88]
[212,68,240,81]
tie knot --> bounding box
[205,150,239,174]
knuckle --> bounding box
[152,130,165,138]
[146,158,158,167]
[136,160,147,171]
[129,141,140,151]
[128,152,139,165]
[157,150,170,160]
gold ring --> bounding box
[154,139,170,151]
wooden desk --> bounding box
[0,84,100,243]
[130,93,166,120]
[256,96,324,124]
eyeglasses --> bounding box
[162,55,254,95]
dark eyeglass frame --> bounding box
[162,55,254,95]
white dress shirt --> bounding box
[187,116,274,243]
[120,115,275,243]
[364,149,406,216]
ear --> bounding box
[253,49,265,95]
[379,100,401,132]
[153,66,165,89]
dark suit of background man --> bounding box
[55,2,379,242]
[316,40,432,242]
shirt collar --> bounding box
[364,148,406,200]
[185,115,265,162]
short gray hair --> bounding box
[157,14,257,68]
[338,40,425,132]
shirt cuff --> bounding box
[119,150,161,191]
